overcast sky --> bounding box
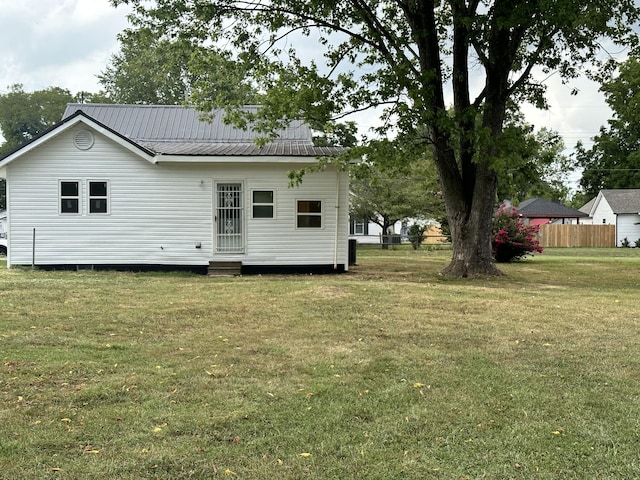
[0,0,622,188]
[0,0,130,94]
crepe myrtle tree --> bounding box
[113,0,640,277]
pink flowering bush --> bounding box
[492,203,543,262]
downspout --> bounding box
[334,169,340,270]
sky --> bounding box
[0,0,623,190]
[0,0,130,95]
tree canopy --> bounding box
[0,84,75,155]
[113,0,640,277]
[99,27,258,106]
[497,122,573,204]
[577,55,640,198]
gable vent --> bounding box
[73,130,94,150]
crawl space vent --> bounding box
[73,130,94,150]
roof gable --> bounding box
[62,104,343,157]
[516,197,587,218]
[598,189,640,214]
[0,110,156,169]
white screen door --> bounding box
[216,182,244,253]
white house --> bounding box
[587,189,640,246]
[349,217,447,245]
[0,104,350,273]
[348,218,405,245]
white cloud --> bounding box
[0,0,130,93]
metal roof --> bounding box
[517,197,587,218]
[62,104,343,157]
[599,189,640,214]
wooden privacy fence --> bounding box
[538,224,615,248]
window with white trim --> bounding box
[60,181,80,214]
[350,219,368,235]
[88,181,109,214]
[252,190,274,218]
[297,200,322,228]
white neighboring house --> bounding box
[349,218,405,245]
[577,197,596,225]
[0,209,7,254]
[586,189,640,246]
[349,217,446,245]
[0,104,350,272]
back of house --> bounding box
[0,104,350,272]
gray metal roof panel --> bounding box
[63,104,314,143]
[62,104,341,157]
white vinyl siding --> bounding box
[616,214,640,247]
[591,197,616,226]
[6,125,349,268]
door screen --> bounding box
[216,183,244,253]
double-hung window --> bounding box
[88,181,109,214]
[59,180,109,215]
[60,181,80,214]
[297,200,322,228]
[252,190,274,218]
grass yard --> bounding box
[1,248,640,479]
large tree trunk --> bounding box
[403,0,506,277]
[440,160,503,278]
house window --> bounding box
[297,200,322,228]
[350,219,368,235]
[252,190,274,218]
[60,181,80,214]
[88,181,109,214]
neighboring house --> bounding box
[586,189,640,246]
[0,209,6,255]
[0,104,350,273]
[349,217,446,245]
[578,197,596,225]
[349,218,402,245]
[516,197,588,225]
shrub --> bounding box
[492,203,543,262]
[635,238,640,248]
[407,223,427,250]
[621,237,631,248]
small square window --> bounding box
[60,181,79,214]
[89,181,109,214]
[297,200,322,228]
[252,190,274,218]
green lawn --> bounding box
[1,248,640,479]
